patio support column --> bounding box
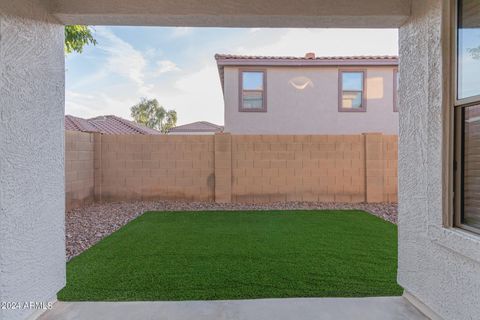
[0,2,66,320]
[397,1,480,319]
[214,133,232,203]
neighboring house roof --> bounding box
[215,53,398,67]
[65,115,162,135]
[65,115,100,133]
[168,121,224,133]
[215,52,399,92]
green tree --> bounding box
[131,98,177,133]
[65,25,97,54]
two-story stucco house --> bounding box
[216,53,399,134]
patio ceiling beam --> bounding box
[49,0,410,28]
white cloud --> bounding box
[66,64,225,125]
[235,29,398,57]
[144,47,162,59]
[170,27,193,38]
[66,88,139,119]
[95,27,152,95]
[159,65,224,125]
[65,27,166,119]
[67,69,108,91]
[66,90,104,118]
[156,60,181,74]
[66,90,95,100]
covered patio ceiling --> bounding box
[48,0,410,27]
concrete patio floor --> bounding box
[38,297,428,320]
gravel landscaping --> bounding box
[65,200,397,261]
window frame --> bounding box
[338,69,367,113]
[453,0,480,234]
[393,68,399,112]
[238,68,267,112]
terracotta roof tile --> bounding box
[65,115,100,133]
[215,54,398,62]
[65,115,162,135]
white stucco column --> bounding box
[398,0,480,319]
[0,1,66,320]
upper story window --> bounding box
[239,70,266,112]
[393,69,399,112]
[339,70,366,112]
[454,0,480,233]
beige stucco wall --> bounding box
[224,66,399,134]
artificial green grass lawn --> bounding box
[58,210,402,301]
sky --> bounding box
[66,27,398,126]
[458,27,480,99]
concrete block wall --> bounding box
[65,131,95,210]
[65,133,397,206]
[97,134,215,201]
[232,135,371,203]
[364,133,398,203]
